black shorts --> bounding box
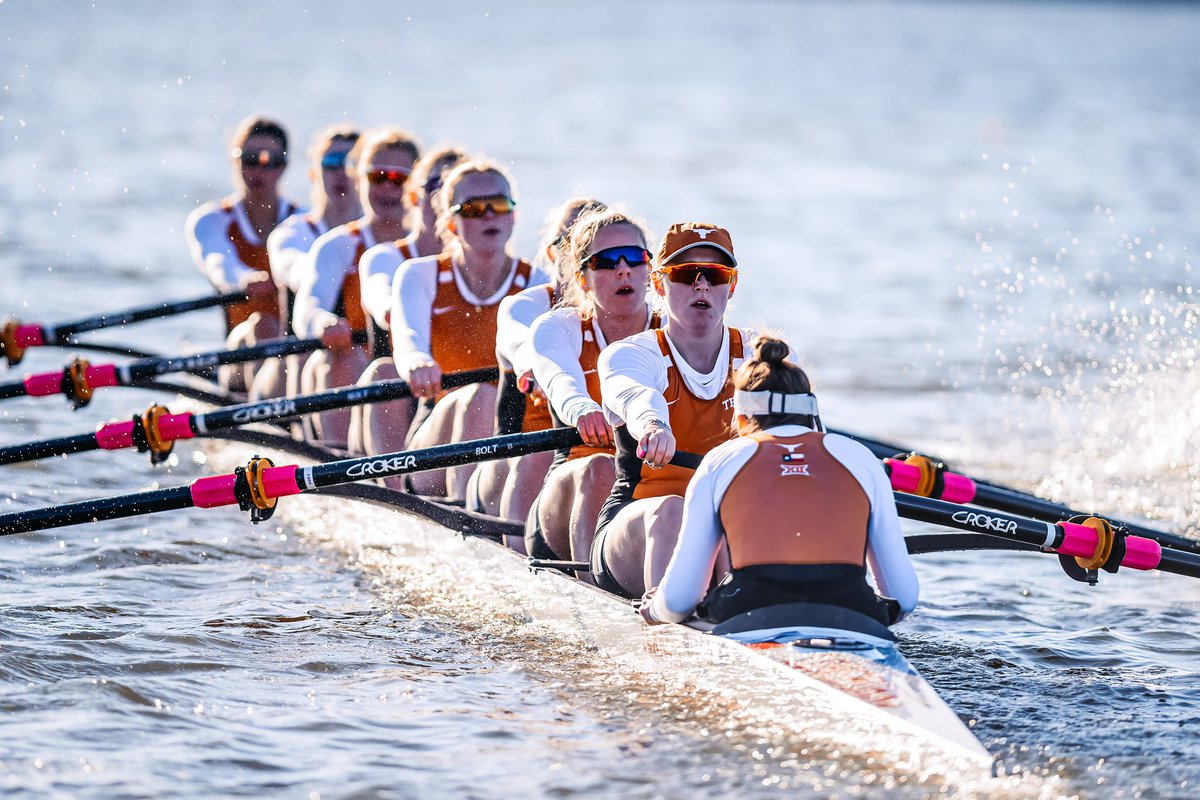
[698,564,900,626]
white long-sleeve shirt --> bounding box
[531,306,655,427]
[648,424,919,624]
[291,222,377,338]
[599,326,758,440]
[496,285,555,375]
[389,255,550,380]
[267,212,326,295]
[185,198,300,292]
[358,237,420,330]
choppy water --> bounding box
[2,0,1199,797]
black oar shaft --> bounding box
[0,433,98,465]
[835,427,1200,555]
[0,486,195,536]
[48,291,246,341]
[196,367,498,432]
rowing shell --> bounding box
[192,425,995,778]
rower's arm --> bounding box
[599,339,670,438]
[267,215,315,294]
[389,258,438,380]
[531,310,594,425]
[292,231,350,337]
[649,440,752,623]
[186,203,256,292]
[359,244,404,329]
[497,288,552,379]
[830,436,919,614]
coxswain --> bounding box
[291,127,421,444]
[252,125,362,401]
[185,115,300,391]
[467,197,606,528]
[593,222,789,598]
[639,336,918,625]
[352,145,468,456]
[523,207,662,566]
[390,160,547,497]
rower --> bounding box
[251,125,362,402]
[640,336,918,625]
[523,207,661,567]
[352,146,468,456]
[390,160,548,497]
[185,115,300,391]
[593,222,782,599]
[467,197,607,527]
[292,127,421,445]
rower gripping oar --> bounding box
[0,334,361,408]
[0,429,705,537]
[0,366,499,466]
[2,290,247,367]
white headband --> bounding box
[733,389,819,417]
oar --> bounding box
[0,334,363,409]
[0,367,499,466]
[893,492,1200,580]
[1,290,247,366]
[0,428,589,536]
[832,428,1200,555]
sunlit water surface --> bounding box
[2,1,1198,797]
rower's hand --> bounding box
[517,370,549,407]
[637,586,666,625]
[575,410,613,448]
[637,422,675,469]
[408,362,443,399]
[244,275,276,301]
[320,320,353,352]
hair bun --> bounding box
[752,335,790,366]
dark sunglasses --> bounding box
[320,151,349,171]
[422,175,442,194]
[450,194,516,218]
[660,263,738,286]
[236,148,287,170]
[366,169,410,187]
[581,246,652,271]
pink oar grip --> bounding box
[23,372,66,397]
[85,365,119,389]
[190,474,238,508]
[1121,536,1162,571]
[95,420,136,450]
[261,466,302,499]
[940,473,977,504]
[887,460,922,493]
[1055,521,1099,558]
[14,325,45,347]
[156,413,195,441]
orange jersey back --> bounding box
[719,431,870,569]
[429,256,534,374]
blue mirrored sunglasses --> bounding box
[581,246,652,271]
[320,151,349,170]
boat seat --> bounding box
[710,602,896,642]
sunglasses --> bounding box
[659,263,738,286]
[235,148,288,170]
[366,169,410,187]
[422,176,442,194]
[581,246,652,271]
[450,194,516,218]
[320,151,349,171]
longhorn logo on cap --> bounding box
[694,228,714,239]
